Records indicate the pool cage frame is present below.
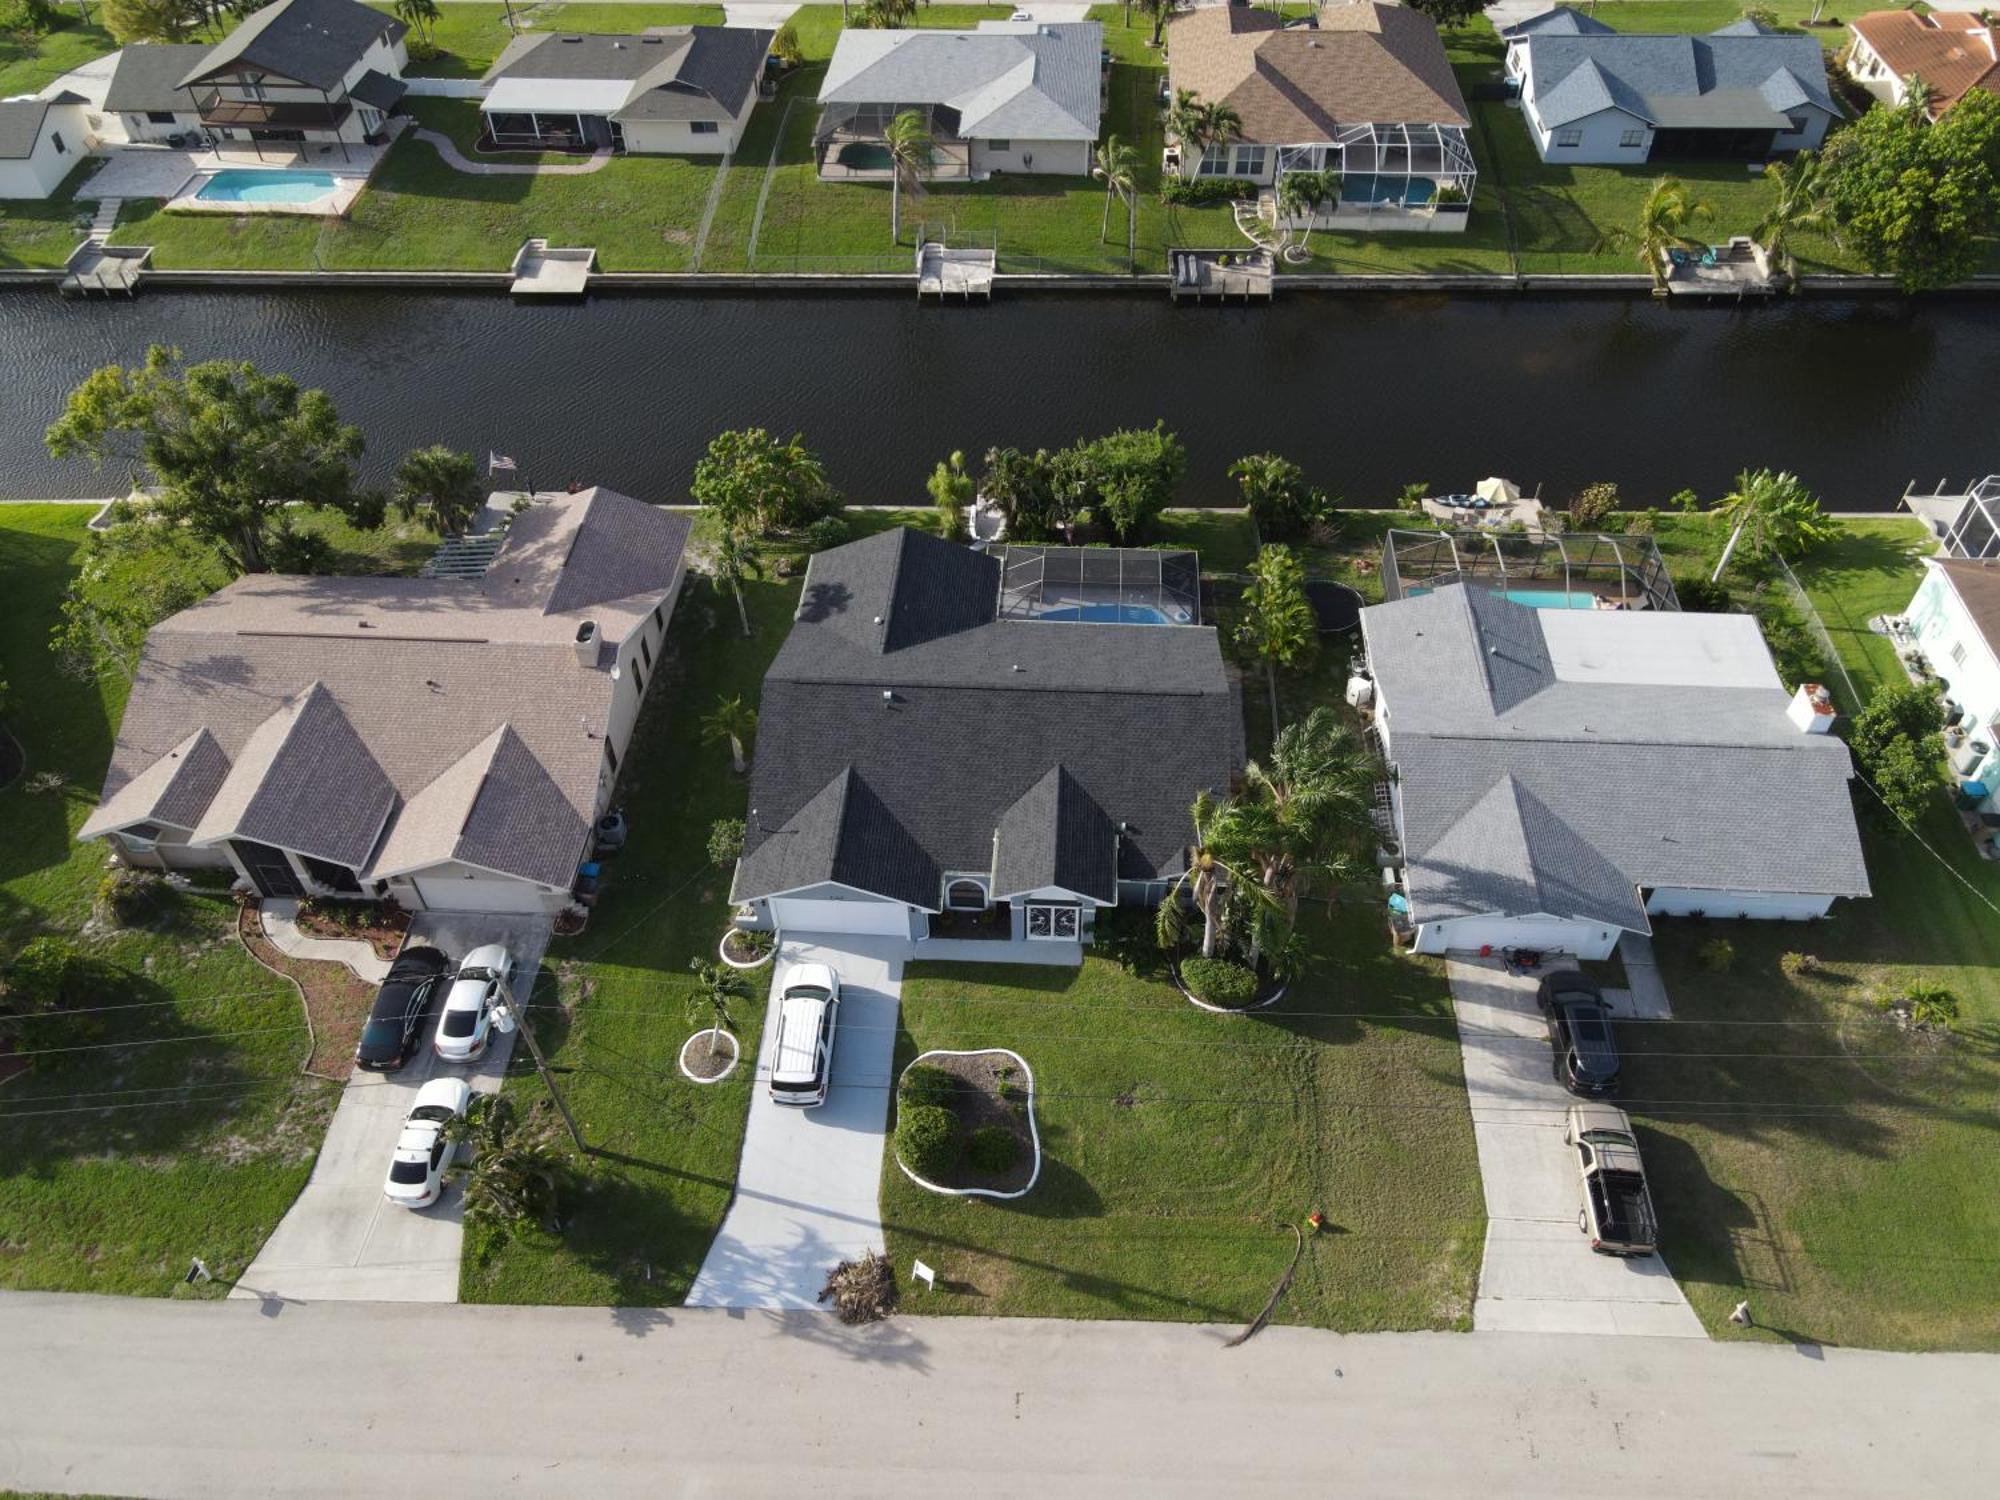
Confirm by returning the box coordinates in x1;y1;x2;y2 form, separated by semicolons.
1274;123;1477;217
995;545;1202;625
1379;530;1680;612
813;102;972;179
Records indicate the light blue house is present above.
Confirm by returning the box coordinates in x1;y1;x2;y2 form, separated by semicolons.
1903;556;2000;801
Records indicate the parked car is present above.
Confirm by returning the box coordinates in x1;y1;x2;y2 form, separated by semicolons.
355;946;451;1072
1537;969;1621;1097
769;963;841;1107
383;1076;472;1209
1564;1102;1659;1256
434;943;515;1062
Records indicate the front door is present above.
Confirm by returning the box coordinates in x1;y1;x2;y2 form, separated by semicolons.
231;839;304;898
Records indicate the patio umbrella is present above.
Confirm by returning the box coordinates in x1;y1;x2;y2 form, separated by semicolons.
1476;476;1522;506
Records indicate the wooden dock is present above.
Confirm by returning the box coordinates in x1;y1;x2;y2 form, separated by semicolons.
917;242;995;301
60;240;151;297
509;238;595;297
1661;236;1782;299
1169;248;1273;302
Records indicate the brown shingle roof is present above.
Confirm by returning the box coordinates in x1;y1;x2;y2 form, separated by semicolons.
1166;1;1469;143
1850;11;2000;116
1936;558;2000;653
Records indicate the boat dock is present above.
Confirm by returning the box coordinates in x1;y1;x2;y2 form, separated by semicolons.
510;238;596;297
917;241;995;301
1169;248;1273;302
60;240;151;297
1661;237;1782;298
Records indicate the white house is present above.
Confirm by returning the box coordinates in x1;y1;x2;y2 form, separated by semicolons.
1502;10;1838;165
79;490;688;916
177;0;409;154
1902;557;2000;803
0;95;91;200
1360;583;1870;960
99;43;215;145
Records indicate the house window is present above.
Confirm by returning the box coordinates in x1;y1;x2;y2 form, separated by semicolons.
987;138;1011;151
640;637;652;669
1951;641;1969;669
631;659;644;693
691;120;719;135
1232;145;1267;177
945;879;988;911
1619;129;1644;148
52;131;66;155
146;110;178;124
1025;903;1080;941
604;739;619;774
1554;128;1583;148
652;602;665;630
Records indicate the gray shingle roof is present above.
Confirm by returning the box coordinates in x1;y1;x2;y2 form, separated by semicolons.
0;98;55;160
1362;585;1870;928
819;21;1102;142
1519;28;1839;128
482;26;770;121
734;528;1242;909
181;0;405;94
102;44;215;116
348;69;406;111
79;728;231;839
992;765;1117;902
1500;6;1616;39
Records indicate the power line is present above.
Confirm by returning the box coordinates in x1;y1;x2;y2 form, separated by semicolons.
0;1023;308;1060
0;986;300;1021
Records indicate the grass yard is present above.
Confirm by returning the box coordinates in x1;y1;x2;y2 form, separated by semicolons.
0;506;339;1297
0;159;102;270
881;907;1485;1330
0;18;114;97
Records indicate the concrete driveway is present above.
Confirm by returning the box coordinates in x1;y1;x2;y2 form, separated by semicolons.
231;913;550;1304
1450;958;1704;1337
685;936;905;1310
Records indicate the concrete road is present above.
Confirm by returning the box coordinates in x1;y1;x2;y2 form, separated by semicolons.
686;936;904;1310
229;915;550;1303
3;1292;1997;1497
1450;958;1704;1337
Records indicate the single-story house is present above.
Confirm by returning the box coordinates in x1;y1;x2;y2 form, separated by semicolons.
1847;10;1999;118
1164;1;1474;229
1502;10;1839;163
730;528;1242;952
78;489;688;916
1904;474;2000;559
479;27;773;155
815;20;1102;181
1359;583;1870;959
100;43;215;144
1902;556;2000;804
177;0;409;153
0;94;90;200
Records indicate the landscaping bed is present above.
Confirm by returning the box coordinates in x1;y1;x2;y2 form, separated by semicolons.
678;1027;739;1083
895;1050;1037;1197
237;902;375;1080
295;897;409;961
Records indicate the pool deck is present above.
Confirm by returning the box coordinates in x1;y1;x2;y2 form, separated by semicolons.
153;131;397;219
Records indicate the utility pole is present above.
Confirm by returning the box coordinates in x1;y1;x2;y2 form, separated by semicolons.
496;989;587;1155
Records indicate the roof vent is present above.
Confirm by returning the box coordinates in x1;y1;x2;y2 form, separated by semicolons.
642;35;664;43
574;619;599;667
560;34;583;43
613;40;625;48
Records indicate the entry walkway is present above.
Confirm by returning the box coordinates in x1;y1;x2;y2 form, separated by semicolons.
1448;957;1704;1337
686;935;904;1309
412;129;612;176
260;898;390;984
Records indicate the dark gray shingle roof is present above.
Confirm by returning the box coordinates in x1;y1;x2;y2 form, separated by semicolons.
993;765;1117;903
0;98;54;159
181;0;404;93
103;44;215;115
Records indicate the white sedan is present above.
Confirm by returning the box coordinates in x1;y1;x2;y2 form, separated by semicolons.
383;1077;472;1209
433;943;515;1062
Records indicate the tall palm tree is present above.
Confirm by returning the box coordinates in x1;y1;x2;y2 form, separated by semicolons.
1094;134;1139;264
1711;468;1834;581
446;1095;564;1232
392;0;439;46
710;526;761;637
392;444;483;536
1237;707;1381;928
1605;175;1713;293
1754;152;1830;282
1158;791;1264;959
883;108;933;245
702;695;758;774
1166;88;1207;180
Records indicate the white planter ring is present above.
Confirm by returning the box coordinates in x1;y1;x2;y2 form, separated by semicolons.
718;929;776;970
678;1028;741;1084
1171;961;1289;1015
893;1048;1041;1201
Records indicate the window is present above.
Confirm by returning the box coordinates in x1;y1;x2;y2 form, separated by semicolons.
652;602;665;629
691;120;719;135
987;138;1011;151
51;131;66;155
1618;129;1644;148
1951;641;1969;669
604;739;619;774
1025;903;1080;941
145;110;178;124
640;637;652;669
946;879;988;911
1554;128;1583;148
1233;145;1267;177
1785;114;1809;135
631;658;644;693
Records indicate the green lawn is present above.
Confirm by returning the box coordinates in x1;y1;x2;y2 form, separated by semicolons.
1792;518;1936;702
0;159;102;270
0;506;339;1298
0;18;115;97
881;906;1485;1330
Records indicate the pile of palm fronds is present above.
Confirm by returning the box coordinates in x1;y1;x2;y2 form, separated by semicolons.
818;1251;898;1324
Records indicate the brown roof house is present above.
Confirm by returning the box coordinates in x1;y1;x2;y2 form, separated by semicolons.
1847;11;2000;119
1165;1;1474;231
78;488;689;916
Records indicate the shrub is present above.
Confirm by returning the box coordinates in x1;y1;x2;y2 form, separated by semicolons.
4;936;78;1014
802;513;849;552
96;867;160;927
966;1126;1019;1174
896;1103;960;1179
405;37;442;64
1673;575;1732;612
707;817;744;868
1230;451;1333;542
1902;983;1961;1031
898;1063;958;1111
1181;955;1258;1007
1779;950;1820;976
1698;937;1735;972
1669;488;1703;514
771;20;803;66
1568;482;1621;531
1397;480;1428;514
0;0;57;35
1160;177;1248;207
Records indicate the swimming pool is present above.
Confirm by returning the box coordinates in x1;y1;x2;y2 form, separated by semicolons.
1407;585;1602;610
834;143;894;172
1037;603;1178;625
195;169;340;205
1341;174;1437;208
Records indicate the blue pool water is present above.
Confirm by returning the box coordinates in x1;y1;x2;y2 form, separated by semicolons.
1038;603;1175;625
195;169;339;205
1341;174;1437;208
1408;586;1602;610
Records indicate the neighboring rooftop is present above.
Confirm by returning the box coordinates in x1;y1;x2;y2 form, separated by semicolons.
180;0;406;93
1509;21;1840;129
482;26;772;121
1850;10;2000;116
817;20;1103;141
0;96;61;159
1930;557;2000;648
102;43;216;116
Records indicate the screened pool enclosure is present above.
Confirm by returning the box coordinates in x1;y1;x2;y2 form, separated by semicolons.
1276;123;1476;218
996;546;1201;626
1380;530;1680;612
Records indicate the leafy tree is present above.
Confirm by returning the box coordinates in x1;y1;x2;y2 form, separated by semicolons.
979;446;1076;542
3;936;79;1015
1229;452;1331;542
710;526;762;638
1849;680;1947;825
1237;544;1317;733
1754;151;1832;281
1064;423;1185;543
1864;734;1948;826
446;1094;567;1232
701;694;758;774
884;107;933;245
690;427;842;536
1818;90;2000;292
391;0;437;44
45;346;370;574
51;516;233;682
1094;133;1140;264
1568;482;1621;531
392;445;483;536
1404;0;1484;27
1712;467;1834;578
101;0;201;42
771;20;802;66
926;450;973;542
1604;176;1713;292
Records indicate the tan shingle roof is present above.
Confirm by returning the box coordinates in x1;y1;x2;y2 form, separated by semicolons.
78;728;231;839
1166;2;1469;143
1850;11;2000;116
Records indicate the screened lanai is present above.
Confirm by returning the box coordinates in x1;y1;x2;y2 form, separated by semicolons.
1379;530;1679;612
813;102;972;179
996;546;1201;626
1276;122;1476;215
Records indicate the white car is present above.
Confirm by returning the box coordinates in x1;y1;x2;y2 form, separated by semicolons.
434;943;515;1062
769;962;841;1107
383;1076;472;1209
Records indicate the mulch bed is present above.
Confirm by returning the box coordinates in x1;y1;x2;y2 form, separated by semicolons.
720;929;773;966
917;1051;1036;1195
681;1029;738;1080
294;900;411;961
238;904;376;1079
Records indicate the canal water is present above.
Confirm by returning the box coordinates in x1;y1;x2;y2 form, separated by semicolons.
2;289;1995;507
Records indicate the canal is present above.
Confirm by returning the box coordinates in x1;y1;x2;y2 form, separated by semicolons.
2;289;1996;507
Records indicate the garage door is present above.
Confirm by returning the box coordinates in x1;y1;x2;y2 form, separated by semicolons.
1418;916;1603;959
768;896;912;937
412;875;549;914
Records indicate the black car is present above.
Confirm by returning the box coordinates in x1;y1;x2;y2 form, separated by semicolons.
1537;970;1621;1098
355;947;451;1072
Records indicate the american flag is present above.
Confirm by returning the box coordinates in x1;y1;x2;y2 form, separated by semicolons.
488;452;518;475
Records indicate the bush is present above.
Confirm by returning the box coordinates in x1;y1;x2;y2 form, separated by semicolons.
96;867;160;927
1160;177;1249;207
405;37;442;63
707;817;744;868
966;1126;1019;1174
899;1063;958;1111
1673;574;1732;612
1230;451;1333;542
4;936;78;1014
1779;950;1820;976
1180;955;1258;1007
0;0;57;35
1902;983;1961;1031
802;513;850;552
1698;937;1735;972
896;1103;960;1179
1568;482;1621;531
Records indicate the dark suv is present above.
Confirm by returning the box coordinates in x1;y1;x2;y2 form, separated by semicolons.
355;946;451;1072
1537;969;1621;1098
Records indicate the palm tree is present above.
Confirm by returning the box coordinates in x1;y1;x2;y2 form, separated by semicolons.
392;0;439;46
702;694;758;774
1237;708;1381;929
1754;152;1830;282
1094;134;1140;264
883;108;933;245
1158;791;1264;959
710;526;761;638
686;957;748;1063
1166;88;1207;180
1604;175;1713;293
927;450;973;540
446;1095;565;1232
1711;468;1834;581
393;445;484;536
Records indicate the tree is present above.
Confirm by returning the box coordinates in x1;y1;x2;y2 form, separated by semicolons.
685;957;749;1063
689;427;842;536
1233;707;1380;935
1568;481;1621;531
392;445;483;536
101;0;201;43
1237;544;1318;735
979;446;1076;541
51;516;233;682
446;1094;567;1232
1229;452;1331;542
1404;0;1483;26
1711;468;1834;579
702;694;757;774
45;347;370;574
1094;133;1140;265
884;107;933;246
1064;423;1185;543
1849;679;1947;825
1165;88;1240;181
1139;0;1175;49
391;0;437;45
771;20;802;66
709;525;762;637
1753;150;1832;281
926;450;973;542
1817;89;2000;292
1604;176;1713;292
1158;790;1261;959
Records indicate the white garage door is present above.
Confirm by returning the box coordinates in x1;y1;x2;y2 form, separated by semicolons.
412;875;549;914
1418;916;1608;960
768;896;912;937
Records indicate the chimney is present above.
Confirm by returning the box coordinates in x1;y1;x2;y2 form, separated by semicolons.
574;620;599;668
1787;682;1836;734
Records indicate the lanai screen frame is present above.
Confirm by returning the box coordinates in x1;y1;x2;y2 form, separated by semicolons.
1274;122;1477;207
1379;530;1680;612
995;545;1202;624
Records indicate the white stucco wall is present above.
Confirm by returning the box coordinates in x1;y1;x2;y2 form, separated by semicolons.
1907;564;2000;786
970;137;1091;177
1523;98;1653;165
109;109;206;145
1643;889;1837;920
0;105;86;199
1413;914;1624;961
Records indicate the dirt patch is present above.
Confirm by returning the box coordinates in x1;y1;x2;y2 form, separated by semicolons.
680;1028;738;1080
238;903;373;1079
912;1051;1036;1195
294;899;410;961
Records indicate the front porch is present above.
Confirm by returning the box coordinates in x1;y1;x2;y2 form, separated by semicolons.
922;899;1087;965
813;102;971;181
